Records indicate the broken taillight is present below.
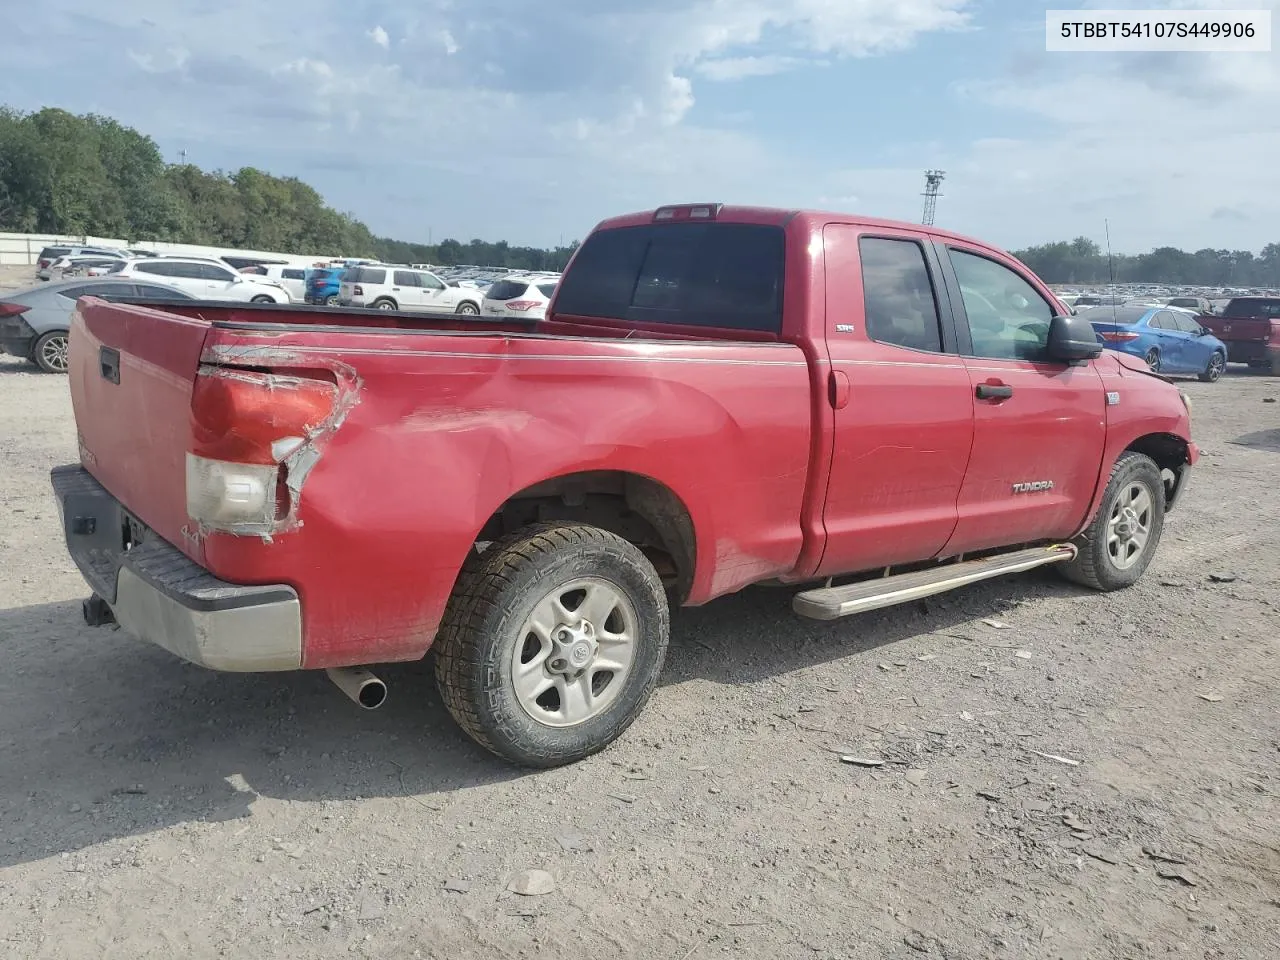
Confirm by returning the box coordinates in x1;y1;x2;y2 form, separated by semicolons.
187;366;340;533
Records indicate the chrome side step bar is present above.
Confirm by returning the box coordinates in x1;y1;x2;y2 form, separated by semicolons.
792;544;1077;621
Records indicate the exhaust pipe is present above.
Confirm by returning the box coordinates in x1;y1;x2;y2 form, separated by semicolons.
326;667;387;710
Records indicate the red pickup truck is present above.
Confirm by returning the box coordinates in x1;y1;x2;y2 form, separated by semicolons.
52;203;1198;767
1198;296;1280;372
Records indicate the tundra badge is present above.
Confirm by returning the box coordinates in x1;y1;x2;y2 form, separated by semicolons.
1012;481;1055;494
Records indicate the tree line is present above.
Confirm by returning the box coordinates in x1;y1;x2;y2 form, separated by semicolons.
0;106;576;272
1011;236;1280;288
2;106;1277;285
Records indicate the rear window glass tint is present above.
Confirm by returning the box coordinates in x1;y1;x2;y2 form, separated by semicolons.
487;280;530;301
1222;298;1280;318
552;222;785;332
536;283;557;298
345;267;386;284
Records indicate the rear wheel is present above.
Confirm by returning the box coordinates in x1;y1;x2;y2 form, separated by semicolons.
1143;347;1161;373
1199;351;1225;383
324;295;338;306
432;522;670;768
33;330;70;374
372;298;397;311
456;301;480;316
1058;451;1165;591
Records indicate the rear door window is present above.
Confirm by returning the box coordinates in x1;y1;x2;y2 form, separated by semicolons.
283;269;305;281
858;238;945;353
552;222;785;332
135;261;173;276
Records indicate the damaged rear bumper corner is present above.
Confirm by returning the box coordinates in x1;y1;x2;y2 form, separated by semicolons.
51;464;303;672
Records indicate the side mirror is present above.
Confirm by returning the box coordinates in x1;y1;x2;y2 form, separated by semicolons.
1047;313;1103;363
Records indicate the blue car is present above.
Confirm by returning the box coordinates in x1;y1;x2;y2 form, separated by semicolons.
1082;305;1228;382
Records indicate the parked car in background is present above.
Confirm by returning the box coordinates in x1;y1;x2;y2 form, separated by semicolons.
241;264;308;301
39;254;130;281
482;275;560;320
305;267;343;304
35;245;128;275
1166;296;1215;315
109;258;291;303
0;277;193;373
1198;297;1280;372
1081;305;1227;381
338;265;483;314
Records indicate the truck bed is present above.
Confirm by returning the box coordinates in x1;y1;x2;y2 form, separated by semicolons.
66;297;816;668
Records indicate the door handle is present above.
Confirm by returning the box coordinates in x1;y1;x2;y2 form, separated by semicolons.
975;382;1012;400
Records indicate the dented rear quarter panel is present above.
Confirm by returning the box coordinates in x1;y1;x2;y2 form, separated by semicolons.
199;324;814;668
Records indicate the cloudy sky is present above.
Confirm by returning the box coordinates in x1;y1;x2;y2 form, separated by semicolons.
4;0;1277;253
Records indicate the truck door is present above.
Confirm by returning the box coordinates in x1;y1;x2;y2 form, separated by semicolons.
933;241;1106;554
816;225;975;577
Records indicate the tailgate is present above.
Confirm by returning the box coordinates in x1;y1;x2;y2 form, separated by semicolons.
1202;316;1270;341
69;298;211;562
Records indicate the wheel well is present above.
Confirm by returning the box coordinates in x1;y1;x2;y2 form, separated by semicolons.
1126;433;1189;499
477;471;696;601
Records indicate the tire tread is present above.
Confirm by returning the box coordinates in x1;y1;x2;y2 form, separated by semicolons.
432;522;668;766
1059;450;1164;591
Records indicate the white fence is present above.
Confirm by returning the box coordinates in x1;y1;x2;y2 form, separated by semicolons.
0;232;340;268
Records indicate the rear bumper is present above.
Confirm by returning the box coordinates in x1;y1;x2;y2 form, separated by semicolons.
1224;341;1279;365
50;464;302;672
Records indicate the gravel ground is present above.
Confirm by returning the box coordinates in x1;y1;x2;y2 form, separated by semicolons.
0;281;1278;959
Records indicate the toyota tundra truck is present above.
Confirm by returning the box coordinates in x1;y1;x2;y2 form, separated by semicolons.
51;203;1198;767
1198;296;1280;372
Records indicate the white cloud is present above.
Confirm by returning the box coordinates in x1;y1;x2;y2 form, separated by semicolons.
438;29;459;55
367;25;389;50
695;55;811;80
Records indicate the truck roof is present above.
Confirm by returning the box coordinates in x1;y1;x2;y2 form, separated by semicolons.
592;204;1002;255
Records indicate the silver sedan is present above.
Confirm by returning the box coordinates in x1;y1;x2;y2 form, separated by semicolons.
0;277;193;373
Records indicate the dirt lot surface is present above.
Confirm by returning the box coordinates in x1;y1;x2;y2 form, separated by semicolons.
1;338;1277;959
0;264;38;292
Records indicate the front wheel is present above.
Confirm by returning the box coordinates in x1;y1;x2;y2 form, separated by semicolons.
1199;351;1225;383
372;299;397;311
456;301;480;316
433;522;670;768
1143;347;1161;373
33;330;70;374
1058;451;1165;591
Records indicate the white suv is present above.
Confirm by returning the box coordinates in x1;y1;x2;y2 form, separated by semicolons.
111;258;291;303
481;275;560;320
338;266;483;315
